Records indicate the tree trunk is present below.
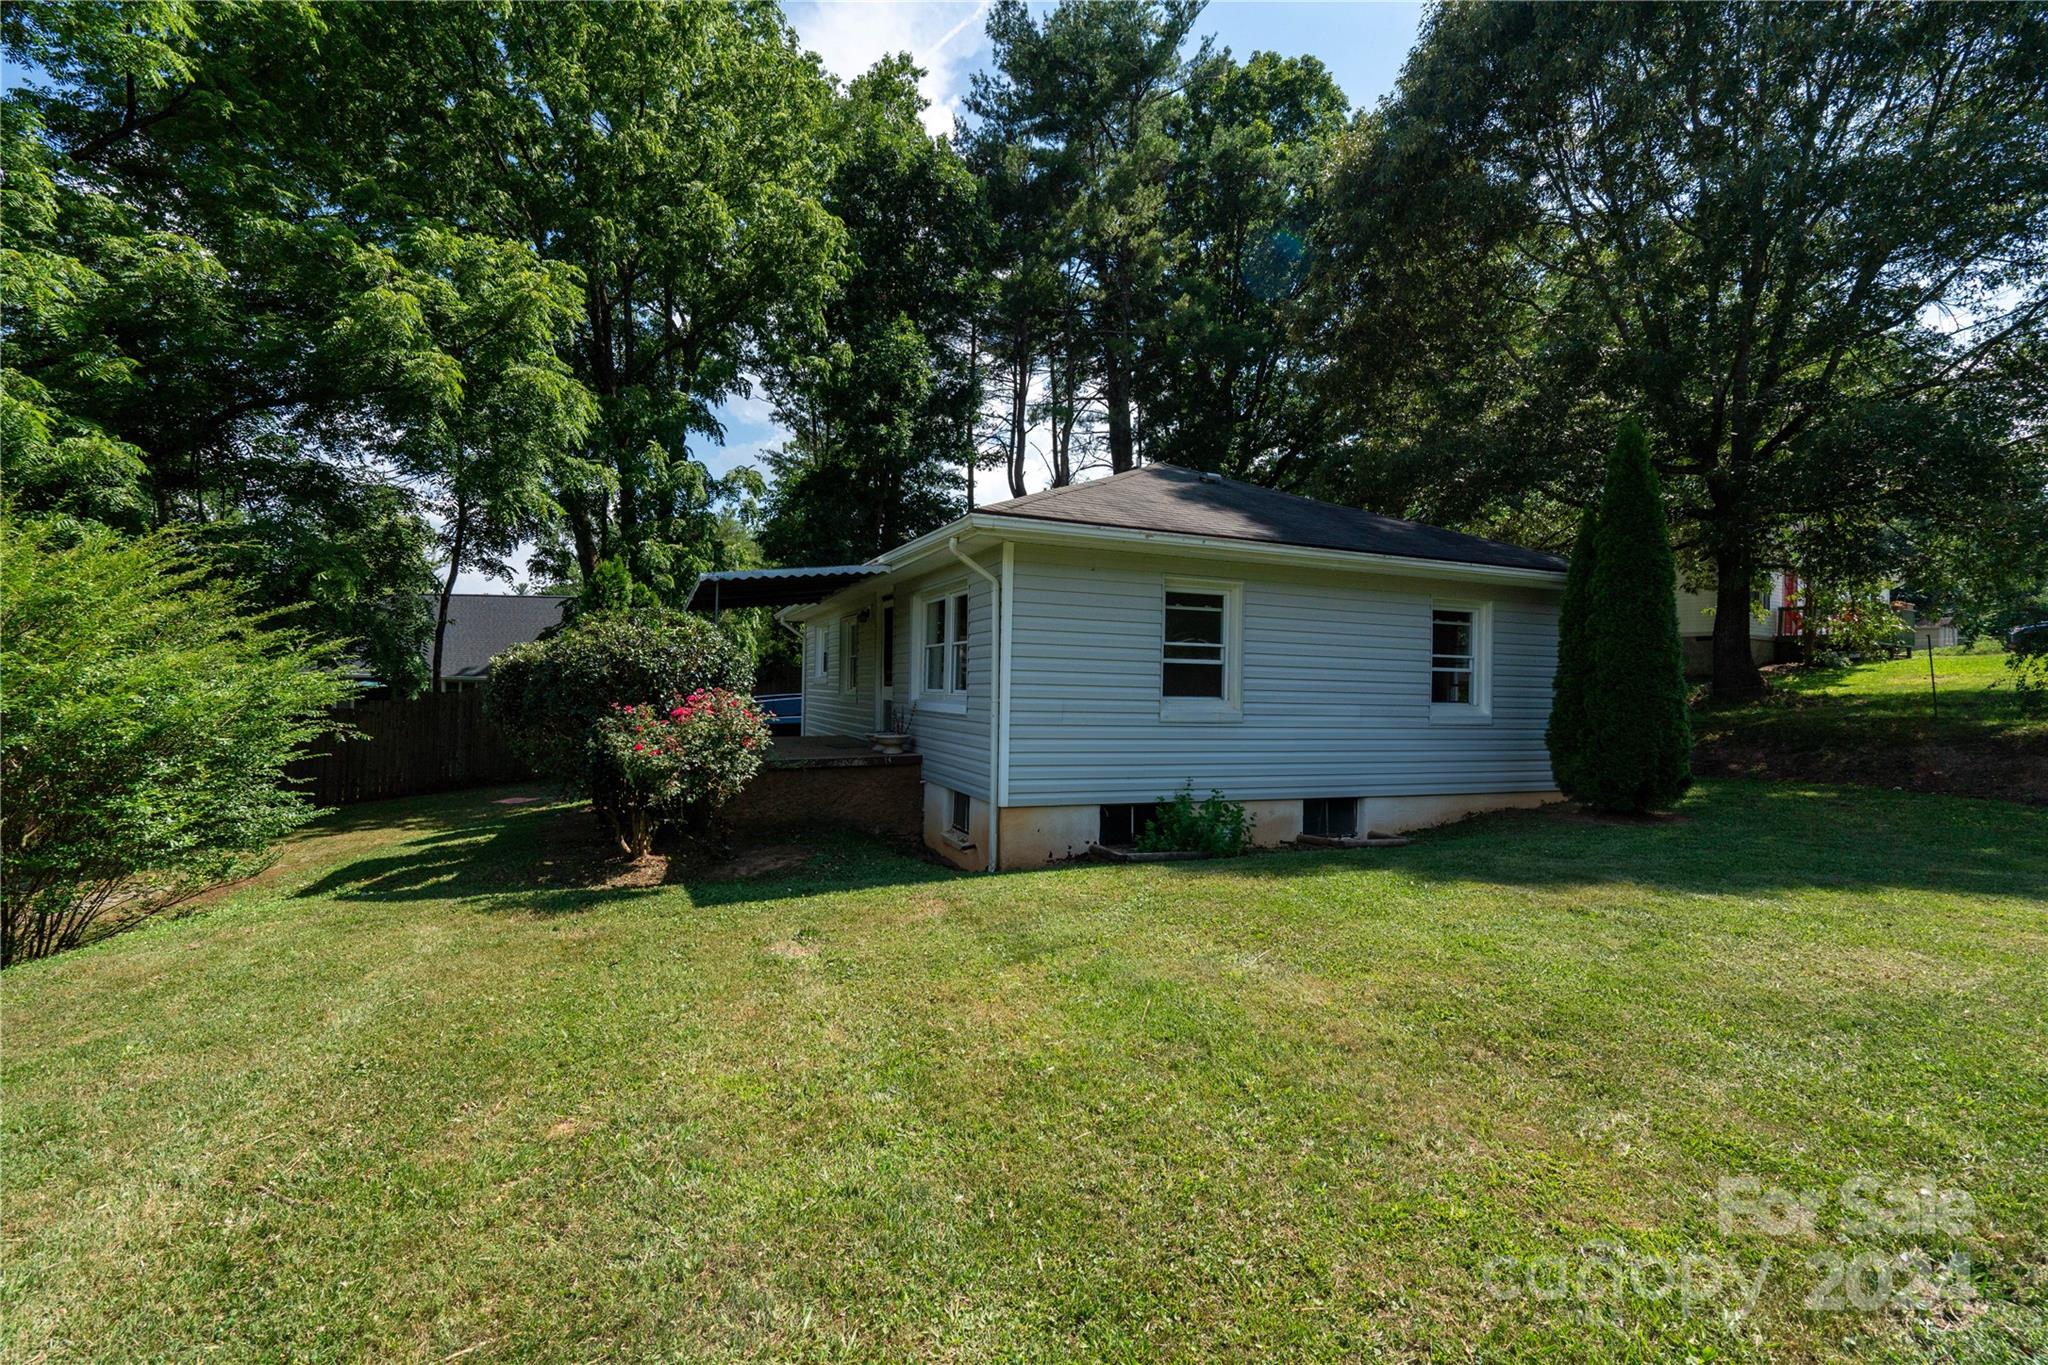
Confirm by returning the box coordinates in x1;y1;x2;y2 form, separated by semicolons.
1007;345;1030;499
1103;350;1134;473
1709;541;1766;700
432;505;467;694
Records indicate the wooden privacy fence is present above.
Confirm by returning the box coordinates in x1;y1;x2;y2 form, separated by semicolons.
287;691;529;806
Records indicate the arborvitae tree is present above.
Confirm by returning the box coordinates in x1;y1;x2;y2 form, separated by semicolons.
1581;418;1692;813
1544;504;1600;800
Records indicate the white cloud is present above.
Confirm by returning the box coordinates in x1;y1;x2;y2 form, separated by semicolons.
785;0;992;136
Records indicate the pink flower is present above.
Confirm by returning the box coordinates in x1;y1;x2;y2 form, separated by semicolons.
633;743;644;751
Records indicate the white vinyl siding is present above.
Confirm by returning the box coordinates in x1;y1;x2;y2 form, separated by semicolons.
801;606;874;740
1003;545;1559;805
888;565;992;801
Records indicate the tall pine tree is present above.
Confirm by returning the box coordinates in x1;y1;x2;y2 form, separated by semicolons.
1577;418;1692;813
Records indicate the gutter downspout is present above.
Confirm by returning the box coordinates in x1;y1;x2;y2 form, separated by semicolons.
948;536;1002;873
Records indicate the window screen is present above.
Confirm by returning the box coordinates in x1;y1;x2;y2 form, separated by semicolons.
1163;589;1227;698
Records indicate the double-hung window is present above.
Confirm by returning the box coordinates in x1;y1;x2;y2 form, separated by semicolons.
840;615;860;694
1161;577;1241;719
1429;602;1491;721
916;587;970;710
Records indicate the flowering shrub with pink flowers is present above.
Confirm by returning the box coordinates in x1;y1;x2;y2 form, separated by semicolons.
587;690;771;854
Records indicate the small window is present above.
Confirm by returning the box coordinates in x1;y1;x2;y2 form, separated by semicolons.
1098;803;1160;847
1303;798;1359;840
1431;608;1475;704
948;789;971;836
917;588;970;703
1163;589;1227;698
1429;602;1491;721
841;616;860;694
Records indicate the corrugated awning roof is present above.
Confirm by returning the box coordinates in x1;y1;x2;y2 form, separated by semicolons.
685;565;888;612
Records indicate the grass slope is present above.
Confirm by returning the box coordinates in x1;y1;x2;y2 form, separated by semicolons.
5;783;2046;1362
1694;648;2048;803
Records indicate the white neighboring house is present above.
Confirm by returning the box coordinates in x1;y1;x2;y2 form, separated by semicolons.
1675;575;1956;676
700;465;1569;871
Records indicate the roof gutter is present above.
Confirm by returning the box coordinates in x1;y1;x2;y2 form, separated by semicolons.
948;536;1002;875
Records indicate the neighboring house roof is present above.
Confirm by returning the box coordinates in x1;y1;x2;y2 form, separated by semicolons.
686;565;888;613
426;594;572;680
977;464;1567;574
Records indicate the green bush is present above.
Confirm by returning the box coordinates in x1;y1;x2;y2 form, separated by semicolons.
588;692;771;855
1564;418;1693;813
486;612;754;844
1;517;350;966
1137;785;1252;857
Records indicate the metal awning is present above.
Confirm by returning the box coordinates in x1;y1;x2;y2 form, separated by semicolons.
685;565;888;613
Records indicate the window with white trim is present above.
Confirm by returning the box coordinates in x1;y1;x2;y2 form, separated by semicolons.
914;587;970;706
1429;603;1491;720
1160;577;1242;718
840;615;860;693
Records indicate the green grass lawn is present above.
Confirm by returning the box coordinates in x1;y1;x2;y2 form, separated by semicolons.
1692;648;2047;802
6;782;2046;1362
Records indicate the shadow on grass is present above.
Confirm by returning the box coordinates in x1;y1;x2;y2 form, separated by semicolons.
291;779;2047;917
1158;779;2048;902
294;787;956;914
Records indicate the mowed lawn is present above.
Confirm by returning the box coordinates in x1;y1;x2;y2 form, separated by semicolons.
5;782;2045;1362
1692;646;2046;750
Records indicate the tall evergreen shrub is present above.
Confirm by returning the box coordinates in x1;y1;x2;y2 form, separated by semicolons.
1545;505;1599;800
1579;418;1693;812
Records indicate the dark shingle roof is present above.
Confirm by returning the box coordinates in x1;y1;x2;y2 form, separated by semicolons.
425;594;572;680
978;465;1564;573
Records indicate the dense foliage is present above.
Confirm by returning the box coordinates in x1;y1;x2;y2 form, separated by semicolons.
6;0;2043;713
1136;784;1252;857
589;694;772;855
0;517;349;965
487;613;755;845
1559;421;1693;814
1304;2;2048;699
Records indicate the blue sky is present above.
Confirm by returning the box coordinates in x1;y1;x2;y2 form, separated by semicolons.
694;0;1425;507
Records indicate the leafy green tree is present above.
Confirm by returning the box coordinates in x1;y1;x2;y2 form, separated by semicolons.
1579;419;1691;814
1307;2;2048;699
370;1;843;600
381;230;593;689
1;515;350;966
759;56;988;565
1;0;587;689
1544;504;1600;801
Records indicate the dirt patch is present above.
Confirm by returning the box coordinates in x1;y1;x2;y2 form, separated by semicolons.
763;939;818;959
700;845;815;881
1695;739;2048;805
599;855;669;889
543;1117;592;1141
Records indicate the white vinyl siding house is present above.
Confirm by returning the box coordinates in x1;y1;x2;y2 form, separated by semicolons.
771;465;1569;870
1001;547;1556;807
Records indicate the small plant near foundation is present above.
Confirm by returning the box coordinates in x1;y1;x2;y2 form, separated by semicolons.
1137;784;1251;857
